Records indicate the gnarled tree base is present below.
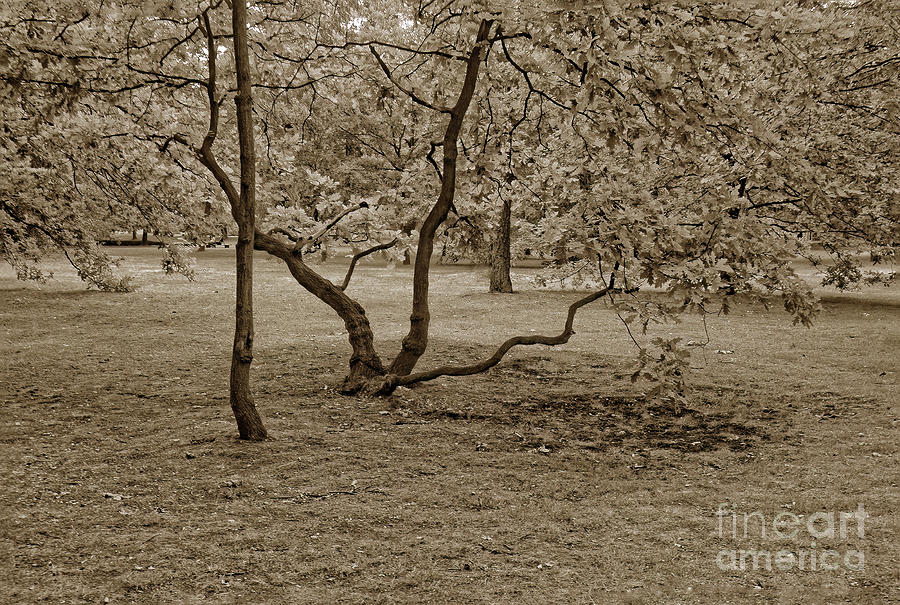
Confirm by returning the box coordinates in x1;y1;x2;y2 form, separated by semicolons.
340;360;387;395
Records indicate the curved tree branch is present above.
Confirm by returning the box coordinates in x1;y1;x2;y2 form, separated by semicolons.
172;8;240;210
369;44;452;113
377;288;610;394
341;238;398;290
389;18;495;376
253;230;386;392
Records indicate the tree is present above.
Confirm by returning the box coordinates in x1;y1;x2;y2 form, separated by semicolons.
1;0;272;436
2;0;895;438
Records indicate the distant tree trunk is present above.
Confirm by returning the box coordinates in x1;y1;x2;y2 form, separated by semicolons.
489;196;513;293
389;19;494;376
228;2;266;440
141;229;148;245
554;242;568;264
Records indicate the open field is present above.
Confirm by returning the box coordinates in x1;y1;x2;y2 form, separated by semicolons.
1;248;898;604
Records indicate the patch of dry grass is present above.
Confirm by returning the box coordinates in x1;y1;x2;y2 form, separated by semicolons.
0;248;897;603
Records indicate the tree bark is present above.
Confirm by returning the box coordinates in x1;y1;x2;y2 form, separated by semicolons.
254;231;385;393
173;7;267;439
488;196;513;293
229;2;266;440
389;19;494;376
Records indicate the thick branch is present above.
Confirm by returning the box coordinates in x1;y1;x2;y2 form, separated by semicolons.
379;288;609;394
253;230;386;390
341;238;398;290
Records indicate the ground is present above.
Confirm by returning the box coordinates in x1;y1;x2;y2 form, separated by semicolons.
0;248;897;604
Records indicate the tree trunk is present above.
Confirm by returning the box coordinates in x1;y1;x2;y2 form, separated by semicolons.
254;231;385;393
488;196;513;293
389;19;494;376
229;1;266;440
554;241;568;264
141;229;148;245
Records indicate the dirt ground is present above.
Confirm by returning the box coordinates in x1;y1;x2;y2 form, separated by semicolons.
0;248;897;604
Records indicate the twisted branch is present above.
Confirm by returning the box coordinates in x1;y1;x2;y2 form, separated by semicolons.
377;288;610;394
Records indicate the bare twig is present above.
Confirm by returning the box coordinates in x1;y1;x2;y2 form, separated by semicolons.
369;44;452;113
341;238;398;290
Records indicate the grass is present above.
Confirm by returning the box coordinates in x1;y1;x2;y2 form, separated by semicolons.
0;247;897;604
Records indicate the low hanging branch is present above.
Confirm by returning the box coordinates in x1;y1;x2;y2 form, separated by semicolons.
375;287;610;395
340;238;398;290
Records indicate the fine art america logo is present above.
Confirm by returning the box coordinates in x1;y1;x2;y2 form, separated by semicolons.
715;503;867;572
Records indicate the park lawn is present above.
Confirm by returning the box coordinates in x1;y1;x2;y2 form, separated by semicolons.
0;247;897;604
